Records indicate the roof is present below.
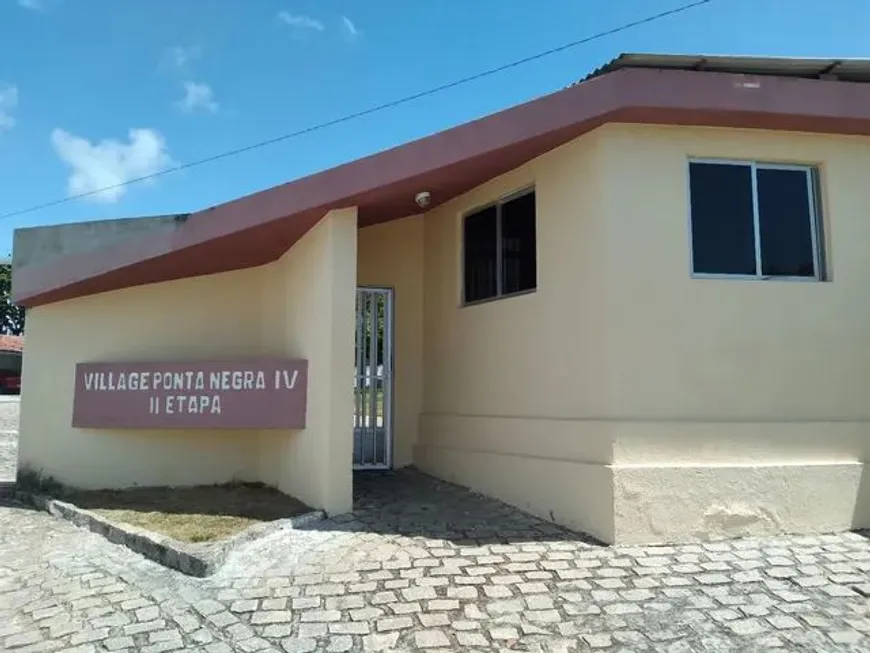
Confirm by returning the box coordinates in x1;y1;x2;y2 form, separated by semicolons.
581;52;870;84
14;52;870;308
0;335;23;353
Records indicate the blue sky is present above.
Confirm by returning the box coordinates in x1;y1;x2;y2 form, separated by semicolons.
1;0;870;256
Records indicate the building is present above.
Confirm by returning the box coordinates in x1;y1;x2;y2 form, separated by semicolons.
13;53;870;545
0;335;23;394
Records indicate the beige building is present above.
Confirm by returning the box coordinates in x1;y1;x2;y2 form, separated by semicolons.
14;53;870;545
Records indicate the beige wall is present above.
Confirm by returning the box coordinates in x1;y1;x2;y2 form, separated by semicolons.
597;124;870;432
415;122;870;544
19;267;264;489
597;124;870;542
19;209;358;516
416;131;617;542
259;209;358;514
357;216;424;468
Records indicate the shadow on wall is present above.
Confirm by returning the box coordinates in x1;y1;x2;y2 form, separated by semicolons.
296;468;607;547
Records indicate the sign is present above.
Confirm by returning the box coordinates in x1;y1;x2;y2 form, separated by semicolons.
72;359;308;430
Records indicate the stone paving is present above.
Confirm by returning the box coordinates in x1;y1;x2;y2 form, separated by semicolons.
0;397;19;483
4;470;870;652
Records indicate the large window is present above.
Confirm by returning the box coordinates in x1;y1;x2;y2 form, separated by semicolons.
463;189;537;304
688;160;824;279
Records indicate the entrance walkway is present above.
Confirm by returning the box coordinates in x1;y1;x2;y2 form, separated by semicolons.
2;469;870;652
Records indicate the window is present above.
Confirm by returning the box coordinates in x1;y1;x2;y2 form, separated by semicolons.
688;160;823;279
463;189;537;303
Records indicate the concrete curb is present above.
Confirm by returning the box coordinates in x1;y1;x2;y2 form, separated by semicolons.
12;489;325;577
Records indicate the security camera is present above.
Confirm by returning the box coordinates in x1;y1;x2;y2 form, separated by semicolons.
415;191;431;209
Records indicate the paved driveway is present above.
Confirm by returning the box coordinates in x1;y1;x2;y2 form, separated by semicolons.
3;470;870;652
0;396;19;483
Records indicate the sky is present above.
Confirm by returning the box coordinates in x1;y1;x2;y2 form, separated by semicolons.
1;0;870;256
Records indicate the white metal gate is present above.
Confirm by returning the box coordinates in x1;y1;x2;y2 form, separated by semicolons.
353;287;393;470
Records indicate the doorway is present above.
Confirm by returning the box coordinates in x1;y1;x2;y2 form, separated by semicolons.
353;286;394;470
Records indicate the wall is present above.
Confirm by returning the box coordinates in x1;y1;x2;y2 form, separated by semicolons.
416;131;617;543
13;215;182;272
356;216;424;468
596;123;870;543
415;122;870;545
19;209;358;517
19;267;264;489
259;209;357;514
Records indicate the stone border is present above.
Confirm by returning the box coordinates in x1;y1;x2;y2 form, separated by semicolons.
9;489;324;577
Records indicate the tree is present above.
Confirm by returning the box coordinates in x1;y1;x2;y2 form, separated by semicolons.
0;261;25;336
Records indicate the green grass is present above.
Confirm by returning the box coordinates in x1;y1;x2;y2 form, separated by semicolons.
356;389;384;418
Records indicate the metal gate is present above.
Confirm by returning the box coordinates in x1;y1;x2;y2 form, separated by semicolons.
353;287;393;470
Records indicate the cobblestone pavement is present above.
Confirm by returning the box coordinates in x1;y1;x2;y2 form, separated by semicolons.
4;470;870;652
0;397;19;482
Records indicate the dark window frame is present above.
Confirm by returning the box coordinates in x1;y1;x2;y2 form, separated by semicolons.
687;159;825;281
461;187;537;305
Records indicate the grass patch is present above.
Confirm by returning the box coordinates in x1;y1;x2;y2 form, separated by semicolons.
356;388;384;418
59;482;310;543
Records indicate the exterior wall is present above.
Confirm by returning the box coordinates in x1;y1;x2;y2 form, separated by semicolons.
416;132;617;543
415;122;870;545
597;123;870;543
357;216;424;468
19;267;263;488
259;209;357;514
20;121;870;544
13;215;182;272
18;209;357;516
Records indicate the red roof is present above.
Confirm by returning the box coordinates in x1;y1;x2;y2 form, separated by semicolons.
0;335;23;353
14;56;870;308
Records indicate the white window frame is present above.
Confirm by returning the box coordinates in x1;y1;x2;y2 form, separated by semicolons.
461;186;537;306
687;158;825;282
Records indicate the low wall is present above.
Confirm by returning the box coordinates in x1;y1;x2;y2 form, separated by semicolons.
613;460;864;544
13;215;182;272
609;419;870;544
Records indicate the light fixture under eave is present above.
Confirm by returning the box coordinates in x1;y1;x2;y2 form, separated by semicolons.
414;191;431;209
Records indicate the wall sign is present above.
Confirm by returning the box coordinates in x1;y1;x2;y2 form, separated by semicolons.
72;359;308;429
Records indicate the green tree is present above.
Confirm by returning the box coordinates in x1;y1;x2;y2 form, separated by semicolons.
0;261;25;336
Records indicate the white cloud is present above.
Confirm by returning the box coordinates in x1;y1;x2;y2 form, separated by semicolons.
0;84;18;132
277;11;324;31
18;0;45;10
341;16;359;37
50;128;175;203
164;45;201;70
177;81;219;114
